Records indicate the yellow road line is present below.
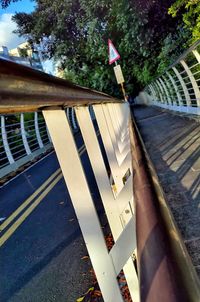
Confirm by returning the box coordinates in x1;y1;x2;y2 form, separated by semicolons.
0;142;87;246
0;168;61;232
0;144;86;233
0;173;63;247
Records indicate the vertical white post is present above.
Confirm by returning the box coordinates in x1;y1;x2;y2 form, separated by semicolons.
107;104;125;153
1;116;15;164
71;108;78;130
46;127;52;143
149;84;157;101
34;112;44;148
20;113;31;155
192;49;200;64
103;104;129;165
75;106;139;302
152;82;162;102
172;66;191;106
159;77;171;105
93;104;125;191
156;79;166;103
43;109;124;302
180;59;200;106
166;71;182;106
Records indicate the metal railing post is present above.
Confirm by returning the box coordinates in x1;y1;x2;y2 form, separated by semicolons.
152;82;163;103
156;79;166;103
159;76;172;105
1;116;15;164
75;105;139;301
20;113;32;156
71;108;78;130
166;71;182;106
180;59;200;106
192;49;200;64
43;109;124;302
34;112;44;148
172;66;190;106
149;84;158;101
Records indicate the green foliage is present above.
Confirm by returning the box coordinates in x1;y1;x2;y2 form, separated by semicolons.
0;0;196;96
169;0;200;43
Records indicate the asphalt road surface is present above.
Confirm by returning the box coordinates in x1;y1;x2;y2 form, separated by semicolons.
0;132;104;302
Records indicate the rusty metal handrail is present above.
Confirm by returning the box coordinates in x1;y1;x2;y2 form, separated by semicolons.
0;58;121;114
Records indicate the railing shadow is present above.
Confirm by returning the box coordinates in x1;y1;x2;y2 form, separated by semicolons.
133;105;200;277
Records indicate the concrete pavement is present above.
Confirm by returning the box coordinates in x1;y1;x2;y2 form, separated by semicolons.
133;105;200;278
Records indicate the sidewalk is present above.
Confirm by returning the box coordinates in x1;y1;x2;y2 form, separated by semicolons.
132;105;200;278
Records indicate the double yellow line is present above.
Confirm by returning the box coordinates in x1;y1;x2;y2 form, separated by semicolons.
0;144;86;247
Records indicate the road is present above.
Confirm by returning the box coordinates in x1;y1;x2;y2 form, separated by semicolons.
0;132;104;302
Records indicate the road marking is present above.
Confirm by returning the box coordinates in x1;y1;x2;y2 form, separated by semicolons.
0;173;63;247
0;134;93;246
0;168;61;232
0;144;86;233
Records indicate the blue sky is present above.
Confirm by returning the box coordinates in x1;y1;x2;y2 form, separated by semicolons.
0;0;54;75
0;0;35;48
0;0;35;15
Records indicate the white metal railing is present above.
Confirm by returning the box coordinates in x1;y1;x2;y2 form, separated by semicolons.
138;41;200;115
0;112;52;178
43;102;139;302
0;109;80;179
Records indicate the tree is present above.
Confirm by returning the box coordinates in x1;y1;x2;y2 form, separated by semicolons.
169;0;200;43
0;0;194;96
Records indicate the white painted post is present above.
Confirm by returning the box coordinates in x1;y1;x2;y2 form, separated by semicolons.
75;106;139;301
93;104;128;192
192;49;200;64
20;113;32;155
71;108;78;130
103;104;129;165
152;82;162;103
172;66;191;106
149;84;157;101
107;104;127;153
162;75;175;104
1;116;15;164
180;59;200;106
166;71;182;106
159;77;172;105
156;79;166;103
43;109;124;302
34;112;44;148
46;127;52;143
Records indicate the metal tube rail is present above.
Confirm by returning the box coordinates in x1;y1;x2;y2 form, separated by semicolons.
0;58;120;114
141;41;200;112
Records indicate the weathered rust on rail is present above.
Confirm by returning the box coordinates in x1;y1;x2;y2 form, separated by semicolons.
129;112;200;302
0;58;121;113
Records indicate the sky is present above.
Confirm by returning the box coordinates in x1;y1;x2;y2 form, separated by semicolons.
0;0;35;49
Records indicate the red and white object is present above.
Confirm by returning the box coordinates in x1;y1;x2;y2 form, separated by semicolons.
108;39;120;65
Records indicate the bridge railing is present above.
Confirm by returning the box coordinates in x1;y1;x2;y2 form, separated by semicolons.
0;112;52;178
138;40;200;115
1;58;200;302
0;107;82;179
